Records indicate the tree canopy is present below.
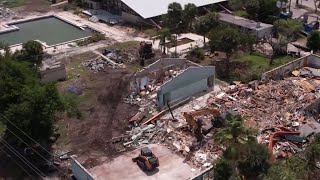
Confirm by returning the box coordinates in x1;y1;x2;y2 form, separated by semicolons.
16;40;44;65
182;3;198;30
194;12;220;45
274;19;303;40
307;31;320;52
0;50;62;144
209;26;243;78
229;0;281;23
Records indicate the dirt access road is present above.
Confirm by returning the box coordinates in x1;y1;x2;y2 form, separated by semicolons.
89;144;198;180
56;64;140;168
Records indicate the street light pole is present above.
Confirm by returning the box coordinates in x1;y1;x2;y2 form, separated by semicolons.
174;21;182;57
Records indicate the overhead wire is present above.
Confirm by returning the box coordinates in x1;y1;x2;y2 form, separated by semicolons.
1;139;46;177
0;146;33;178
0;113;70;179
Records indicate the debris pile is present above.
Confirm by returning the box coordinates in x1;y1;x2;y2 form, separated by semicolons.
0;7;15;19
123;121;165;147
82;57;118;72
118;66;320;170
125;68;186;107
102;48;139;64
213;69;320;158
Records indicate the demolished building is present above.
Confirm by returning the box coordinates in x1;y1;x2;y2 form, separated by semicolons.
130;58;215;109
71;54;320;179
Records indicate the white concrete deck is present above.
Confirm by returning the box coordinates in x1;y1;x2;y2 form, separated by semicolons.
153;33;208;54
89;144;198;180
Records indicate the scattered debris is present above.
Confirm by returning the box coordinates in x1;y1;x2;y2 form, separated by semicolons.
81;57;122;72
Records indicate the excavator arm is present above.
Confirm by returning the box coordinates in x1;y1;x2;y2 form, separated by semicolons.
183;108;221;129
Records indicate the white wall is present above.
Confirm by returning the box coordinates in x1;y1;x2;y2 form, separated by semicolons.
40;65;66;82
256;26;273;39
168;78;209;104
71;156;95;180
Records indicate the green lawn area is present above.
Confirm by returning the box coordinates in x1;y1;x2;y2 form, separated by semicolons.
105;41;140;50
229;54;295;82
1;0;26;7
238;54;295;71
234;10;249;18
64;52;97;80
212;54;295;83
143;28;158;37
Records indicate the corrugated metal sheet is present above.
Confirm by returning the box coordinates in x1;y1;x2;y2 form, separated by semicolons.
121;0;227;19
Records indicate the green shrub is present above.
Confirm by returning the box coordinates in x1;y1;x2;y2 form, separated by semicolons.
189;46;205;60
77;32;105;46
61;93;82;119
234;10;249;18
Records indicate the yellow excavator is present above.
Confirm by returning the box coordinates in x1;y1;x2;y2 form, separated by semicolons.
183;108;224;141
132;147;159;171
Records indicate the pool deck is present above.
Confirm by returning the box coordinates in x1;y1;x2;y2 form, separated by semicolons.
0;11;148;54
153;33;208;54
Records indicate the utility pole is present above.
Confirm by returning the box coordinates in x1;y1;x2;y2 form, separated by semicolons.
289;0;292;12
174;21;182;56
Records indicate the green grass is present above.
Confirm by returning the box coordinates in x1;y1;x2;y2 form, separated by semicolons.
105;41;140;50
143;28;158;37
238;54;295;71
2;0;26;7
227;54;295;82
127;63;142;73
234;10;249;18
65;52;97;80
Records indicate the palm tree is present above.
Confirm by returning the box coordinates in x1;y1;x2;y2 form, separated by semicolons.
155;28;172;54
195;12;219;46
183;3;198;31
214;114;257;179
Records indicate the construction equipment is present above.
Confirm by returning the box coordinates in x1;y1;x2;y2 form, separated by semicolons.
183;108;223;135
132;147;159;171
139;41;155;66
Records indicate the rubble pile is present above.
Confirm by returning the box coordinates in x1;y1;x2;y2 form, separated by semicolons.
81;57;118;72
0;7;15;19
213;70;320;158
124;69;186;106
119;65;320;169
123;121;165;147
103;48;139;64
230;80;315;128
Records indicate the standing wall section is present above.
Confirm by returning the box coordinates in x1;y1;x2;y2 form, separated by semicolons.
71;156;95;180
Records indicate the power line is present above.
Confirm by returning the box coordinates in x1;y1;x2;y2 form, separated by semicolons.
0;147;33;178
5;127;70;178
1;139;46;177
0;113;54;158
0;114;70;179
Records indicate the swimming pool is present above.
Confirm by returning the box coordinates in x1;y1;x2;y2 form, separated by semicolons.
0;16;91;46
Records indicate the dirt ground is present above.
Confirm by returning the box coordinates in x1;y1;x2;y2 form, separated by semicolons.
12;0;52;14
56;53;140;169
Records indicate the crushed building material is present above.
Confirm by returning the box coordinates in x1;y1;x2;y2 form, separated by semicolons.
118;63;320;171
81;57;124;72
